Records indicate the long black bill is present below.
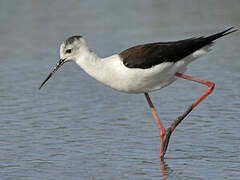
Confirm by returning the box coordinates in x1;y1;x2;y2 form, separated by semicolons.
39;59;66;90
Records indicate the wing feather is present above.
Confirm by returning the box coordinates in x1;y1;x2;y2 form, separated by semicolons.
119;27;237;69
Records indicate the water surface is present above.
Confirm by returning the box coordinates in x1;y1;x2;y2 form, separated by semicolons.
0;0;240;179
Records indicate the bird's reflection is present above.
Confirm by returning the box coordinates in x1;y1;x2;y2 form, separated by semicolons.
160;159;172;180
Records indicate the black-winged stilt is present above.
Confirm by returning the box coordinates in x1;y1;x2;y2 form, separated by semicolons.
39;27;237;159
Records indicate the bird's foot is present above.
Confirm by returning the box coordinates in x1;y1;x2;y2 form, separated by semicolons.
160;105;194;160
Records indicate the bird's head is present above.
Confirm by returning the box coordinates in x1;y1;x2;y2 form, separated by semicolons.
59;35;88;62
39;35;87;89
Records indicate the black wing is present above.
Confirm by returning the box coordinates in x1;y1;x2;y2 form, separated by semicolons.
119;27;237;69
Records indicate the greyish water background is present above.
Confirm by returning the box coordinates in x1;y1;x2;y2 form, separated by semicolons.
0;0;240;179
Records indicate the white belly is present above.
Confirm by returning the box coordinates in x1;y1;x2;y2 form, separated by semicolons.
96;57;187;94
78;45;211;94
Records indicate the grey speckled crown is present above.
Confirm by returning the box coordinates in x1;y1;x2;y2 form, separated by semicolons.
65;35;83;45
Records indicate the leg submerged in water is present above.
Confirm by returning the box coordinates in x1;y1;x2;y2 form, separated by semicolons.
144;73;215;160
144;92;166;158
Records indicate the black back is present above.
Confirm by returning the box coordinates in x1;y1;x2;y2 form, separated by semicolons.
119;27;237;69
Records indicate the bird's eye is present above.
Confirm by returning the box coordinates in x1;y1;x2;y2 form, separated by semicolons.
65;49;72;53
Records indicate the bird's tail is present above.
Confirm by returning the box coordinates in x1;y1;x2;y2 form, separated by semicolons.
204;27;238;42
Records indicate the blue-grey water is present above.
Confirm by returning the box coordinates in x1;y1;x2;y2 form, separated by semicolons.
0;0;240;179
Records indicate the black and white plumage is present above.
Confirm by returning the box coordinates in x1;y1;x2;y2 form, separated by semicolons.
38;27;237;159
39;27;237;93
120;27;236;69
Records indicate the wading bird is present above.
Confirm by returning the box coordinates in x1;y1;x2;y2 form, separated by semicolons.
39;27;237;159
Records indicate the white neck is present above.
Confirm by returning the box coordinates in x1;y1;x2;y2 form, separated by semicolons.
76;48;100;74
75;48;119;88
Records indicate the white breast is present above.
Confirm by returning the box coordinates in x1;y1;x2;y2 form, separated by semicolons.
76;45;211;94
90;55;182;93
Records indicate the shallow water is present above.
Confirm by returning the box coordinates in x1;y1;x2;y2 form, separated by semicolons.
0;0;240;179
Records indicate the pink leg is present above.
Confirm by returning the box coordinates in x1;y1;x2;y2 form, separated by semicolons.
145;73;215;160
171;73;215;130
144;93;166;158
162;72;215;155
175;73;215;109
